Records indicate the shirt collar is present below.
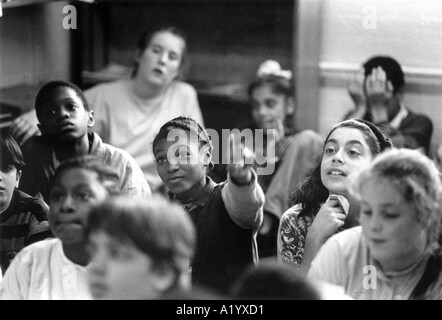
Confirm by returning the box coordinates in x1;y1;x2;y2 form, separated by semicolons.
52;133;97;168
168;177;217;212
373;242;440;281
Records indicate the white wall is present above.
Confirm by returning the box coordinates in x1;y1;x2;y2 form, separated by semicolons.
317;0;442;152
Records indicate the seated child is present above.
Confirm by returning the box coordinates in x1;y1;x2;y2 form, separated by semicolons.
308;149;442;300
0;156;120;300
0;132;51;275
345;56;433;154
19;81;151;204
86;196;195;300
153;116;264;294
278;119;392;276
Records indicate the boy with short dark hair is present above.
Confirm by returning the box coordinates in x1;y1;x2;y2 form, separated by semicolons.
0;132;51;275
19;81;151;203
345;56;433;154
0;156;120;299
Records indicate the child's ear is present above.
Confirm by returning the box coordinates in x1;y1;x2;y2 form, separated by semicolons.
87;110;95;128
200;145;212;167
15;170;22;188
286;97;296;116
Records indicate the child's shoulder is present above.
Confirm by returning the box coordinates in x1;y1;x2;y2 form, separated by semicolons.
16;238;59;261
169;80;197;96
13;189;49;212
21;135;52;155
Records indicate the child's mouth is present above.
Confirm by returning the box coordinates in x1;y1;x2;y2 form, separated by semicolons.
168;176;183;182
58;123;75;133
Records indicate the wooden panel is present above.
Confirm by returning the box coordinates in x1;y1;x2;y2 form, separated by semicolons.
293;0;323;132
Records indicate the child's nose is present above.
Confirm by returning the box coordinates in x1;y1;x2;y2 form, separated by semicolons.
369;214;382;233
60;196;75;213
256;105;267;117
58;108;71;120
166;161;180;173
332;150;344;164
159;52;168;65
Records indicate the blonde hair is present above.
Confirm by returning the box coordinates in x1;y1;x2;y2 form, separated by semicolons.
352;148;442;244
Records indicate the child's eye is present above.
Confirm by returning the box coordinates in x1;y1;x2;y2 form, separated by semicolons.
151;46;162;54
348;149;361;156
67;104;78;111
76;191;92;201
361;208;372;216
155;156;167;164
50;192;63;202
46;109;57;118
109;246;129;260
169;52;179;61
384;212;399;219
265;99;277;109
324;147;335;154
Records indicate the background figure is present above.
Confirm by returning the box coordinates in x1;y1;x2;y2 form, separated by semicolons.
308;148;442;300
86;196;195;300
0;132;51;275
345;55;433;154
230;258;321;300
153;117;263;294
85;25;204;193
0;157;119;300
209;60;322;258
19;81;150;204
278;119;392;276
245;60;322;258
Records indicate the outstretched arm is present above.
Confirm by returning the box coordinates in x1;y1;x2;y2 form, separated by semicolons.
221;136;264;230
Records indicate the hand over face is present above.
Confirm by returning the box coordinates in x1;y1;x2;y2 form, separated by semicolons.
348;68;367;108
365;67;394;109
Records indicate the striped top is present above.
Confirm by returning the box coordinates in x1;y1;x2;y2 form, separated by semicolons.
0;189;51;275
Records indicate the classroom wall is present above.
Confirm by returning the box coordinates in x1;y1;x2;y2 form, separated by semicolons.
0;2;71;89
0;6;37;87
317;0;442;152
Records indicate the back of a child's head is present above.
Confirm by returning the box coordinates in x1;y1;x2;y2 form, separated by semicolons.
51;156;120;196
352;148;442;243
0;131;25;171
363;56;405;94
230;258;321;300
153;116;212;152
87;195;195;290
35;81;89;119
